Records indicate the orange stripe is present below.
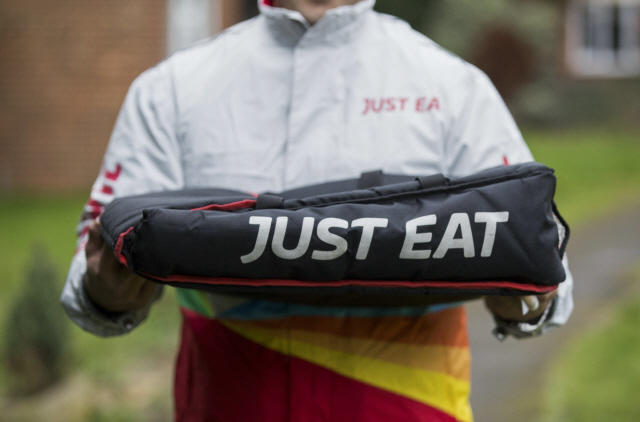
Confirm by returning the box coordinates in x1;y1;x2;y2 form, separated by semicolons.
222;320;470;381
224;306;469;348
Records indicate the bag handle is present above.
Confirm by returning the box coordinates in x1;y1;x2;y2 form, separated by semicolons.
255;194;284;210
415;173;448;190
357;170;384;189
263;170;449;209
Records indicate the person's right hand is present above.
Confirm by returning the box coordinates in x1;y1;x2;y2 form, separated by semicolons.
84;219;159;313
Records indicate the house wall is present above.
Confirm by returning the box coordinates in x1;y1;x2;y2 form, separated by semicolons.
0;0;166;193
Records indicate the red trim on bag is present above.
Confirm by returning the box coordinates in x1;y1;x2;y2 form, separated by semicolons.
114;227;135;267
191;199;257;212
143;273;558;294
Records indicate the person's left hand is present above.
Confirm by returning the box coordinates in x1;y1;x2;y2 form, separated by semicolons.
484;290;557;322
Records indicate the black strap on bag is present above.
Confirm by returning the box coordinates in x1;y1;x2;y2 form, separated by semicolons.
415;173;448;190
255;194;284;210
358;170;384;189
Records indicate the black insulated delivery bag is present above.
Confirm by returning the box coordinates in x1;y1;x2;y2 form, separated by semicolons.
100;162;569;297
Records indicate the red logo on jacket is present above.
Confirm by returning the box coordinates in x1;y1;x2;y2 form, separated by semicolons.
362;97;440;115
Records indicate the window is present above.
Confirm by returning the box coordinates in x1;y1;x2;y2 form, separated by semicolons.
566;0;640;77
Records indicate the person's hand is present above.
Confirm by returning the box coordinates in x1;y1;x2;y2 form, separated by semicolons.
84;219;159;313
484;291;557;323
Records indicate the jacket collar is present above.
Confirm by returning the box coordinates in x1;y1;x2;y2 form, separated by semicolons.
258;0;375;46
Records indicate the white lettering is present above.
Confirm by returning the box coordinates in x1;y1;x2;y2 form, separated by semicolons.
351;218;388;260
242;211;509;264
312;218;349;260
399;215;437;259
240;216;272;264
474;212;509;257
272;217;315;260
433;213;475;258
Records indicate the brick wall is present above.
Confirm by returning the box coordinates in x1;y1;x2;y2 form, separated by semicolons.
0;0;166;192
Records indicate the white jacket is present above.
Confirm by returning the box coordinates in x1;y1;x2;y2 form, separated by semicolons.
61;0;573;337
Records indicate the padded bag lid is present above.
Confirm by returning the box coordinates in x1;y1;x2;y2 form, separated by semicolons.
100;162;569;297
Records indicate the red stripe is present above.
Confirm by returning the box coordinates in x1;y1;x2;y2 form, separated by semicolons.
176;309;289;422
114;227;135;267
503;155;509;166
175;309;458;422
85;199;104;219
261;0;274;6
145;273;558;294
101;185;114;195
104;164;122;181
289;356;457;422
88;199;104;207
191;199;257;212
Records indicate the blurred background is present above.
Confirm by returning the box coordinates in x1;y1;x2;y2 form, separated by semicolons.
0;0;639;421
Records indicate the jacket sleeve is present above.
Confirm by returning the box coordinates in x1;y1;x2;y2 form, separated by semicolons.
443;65;574;339
61;62;184;337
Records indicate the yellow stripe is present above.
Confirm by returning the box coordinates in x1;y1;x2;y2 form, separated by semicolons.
222;321;473;422
225;319;470;381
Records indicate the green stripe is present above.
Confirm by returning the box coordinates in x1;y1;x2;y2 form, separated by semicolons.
177;288;215;317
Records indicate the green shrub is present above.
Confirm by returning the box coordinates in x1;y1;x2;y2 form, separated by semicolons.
3;243;70;396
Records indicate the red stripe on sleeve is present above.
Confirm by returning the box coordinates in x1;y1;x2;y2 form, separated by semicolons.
88;199;104;207
104;164;122;181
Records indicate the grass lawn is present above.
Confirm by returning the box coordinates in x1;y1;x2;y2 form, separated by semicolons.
540;267;640;422
524;126;640;421
0;125;638;420
524;126;640;226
